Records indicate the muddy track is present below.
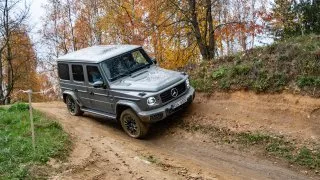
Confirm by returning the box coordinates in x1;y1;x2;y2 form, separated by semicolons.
33;92;320;180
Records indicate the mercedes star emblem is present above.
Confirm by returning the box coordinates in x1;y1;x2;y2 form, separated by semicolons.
171;88;178;97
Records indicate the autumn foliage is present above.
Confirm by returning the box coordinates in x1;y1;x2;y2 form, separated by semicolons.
2;0;318;103
7;29;50;102
41;0;268;69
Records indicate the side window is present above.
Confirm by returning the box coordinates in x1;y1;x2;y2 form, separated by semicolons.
87;66;103;83
58;63;70;80
72;65;84;82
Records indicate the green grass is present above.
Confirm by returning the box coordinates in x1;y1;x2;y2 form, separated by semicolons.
297;76;320;88
238;132;320;169
188;34;320;96
0;103;70;179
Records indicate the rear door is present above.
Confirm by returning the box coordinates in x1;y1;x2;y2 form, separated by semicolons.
70;64;90;107
85;65;114;113
58;63;73;93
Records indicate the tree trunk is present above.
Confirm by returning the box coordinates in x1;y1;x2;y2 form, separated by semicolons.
206;0;215;60
3;0;14;104
240;32;247;51
0;50;4;105
5;42;13;105
4;0;11;105
187;0;210;61
66;0;76;51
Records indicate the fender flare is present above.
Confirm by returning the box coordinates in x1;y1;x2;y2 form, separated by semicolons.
115;100;141;116
62;90;82;106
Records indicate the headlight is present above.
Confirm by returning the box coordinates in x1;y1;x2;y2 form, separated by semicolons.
186;79;190;88
147;97;157;106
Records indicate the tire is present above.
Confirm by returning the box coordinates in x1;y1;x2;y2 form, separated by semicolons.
120;109;149;138
66;95;83;116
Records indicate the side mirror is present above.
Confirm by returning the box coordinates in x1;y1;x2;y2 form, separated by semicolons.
152;58;157;65
93;81;104;88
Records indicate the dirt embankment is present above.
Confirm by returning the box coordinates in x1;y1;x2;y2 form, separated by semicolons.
189;91;320;144
32;91;320;180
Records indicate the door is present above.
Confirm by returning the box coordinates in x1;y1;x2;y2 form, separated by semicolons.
85;65;114;113
70;64;90;107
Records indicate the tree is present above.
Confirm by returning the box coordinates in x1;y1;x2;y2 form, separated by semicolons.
270;0;320;39
41;0;268;70
167;0;266;60
296;0;320;35
74;0;102;49
271;0;298;39
0;0;30;104
9;28;47;102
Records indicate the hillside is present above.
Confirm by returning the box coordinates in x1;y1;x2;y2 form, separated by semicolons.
189;35;320;97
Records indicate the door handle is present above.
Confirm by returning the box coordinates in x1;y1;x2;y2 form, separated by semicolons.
89;91;94;95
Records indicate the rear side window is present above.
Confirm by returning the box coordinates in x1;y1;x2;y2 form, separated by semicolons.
72;65;84;82
58;63;70;80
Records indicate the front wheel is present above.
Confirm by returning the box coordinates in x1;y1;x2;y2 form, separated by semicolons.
66;95;83;116
120;109;149;138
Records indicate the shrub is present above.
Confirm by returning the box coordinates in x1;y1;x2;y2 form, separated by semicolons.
190;78;213;92
219;80;231;90
212;67;228;79
297;76;320;88
269;73;288;92
231;64;252;76
278;55;289;61
252;71;269;92
295;147;315;167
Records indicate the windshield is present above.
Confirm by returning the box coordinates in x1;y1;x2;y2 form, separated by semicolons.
101;49;152;81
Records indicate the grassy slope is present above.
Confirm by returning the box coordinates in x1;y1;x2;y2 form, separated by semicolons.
186;35;320;172
189;35;320;97
0;103;70;179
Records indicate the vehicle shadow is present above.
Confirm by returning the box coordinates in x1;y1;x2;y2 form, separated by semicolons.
80;106;192;140
82;113;123;131
144;107;191;140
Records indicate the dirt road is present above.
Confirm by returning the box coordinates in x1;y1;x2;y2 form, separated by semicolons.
33;91;320;180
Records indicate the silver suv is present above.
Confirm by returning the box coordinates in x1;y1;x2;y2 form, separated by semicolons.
57;45;195;138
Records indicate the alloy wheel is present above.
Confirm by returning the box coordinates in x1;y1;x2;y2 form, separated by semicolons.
66;96;76;114
123;115;138;136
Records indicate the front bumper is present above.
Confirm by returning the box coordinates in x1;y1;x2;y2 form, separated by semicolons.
137;87;195;123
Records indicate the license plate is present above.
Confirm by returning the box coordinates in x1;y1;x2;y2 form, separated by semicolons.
172;98;187;109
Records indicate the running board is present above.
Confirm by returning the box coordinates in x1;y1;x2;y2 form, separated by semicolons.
81;108;116;119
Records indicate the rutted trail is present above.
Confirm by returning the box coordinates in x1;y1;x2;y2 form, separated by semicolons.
33;91;320;180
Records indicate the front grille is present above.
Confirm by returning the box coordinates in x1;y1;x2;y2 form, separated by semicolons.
160;82;186;103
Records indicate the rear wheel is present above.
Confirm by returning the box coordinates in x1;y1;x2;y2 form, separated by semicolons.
120;109;149;138
66;95;83;116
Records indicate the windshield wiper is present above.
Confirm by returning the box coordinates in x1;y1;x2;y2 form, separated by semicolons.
129;63;151;74
144;63;151;69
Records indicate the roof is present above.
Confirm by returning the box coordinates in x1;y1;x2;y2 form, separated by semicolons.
57;45;141;63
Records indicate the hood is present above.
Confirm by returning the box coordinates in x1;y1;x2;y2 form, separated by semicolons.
110;66;184;92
